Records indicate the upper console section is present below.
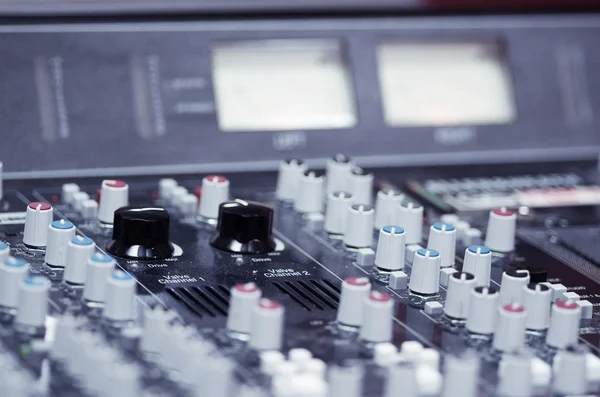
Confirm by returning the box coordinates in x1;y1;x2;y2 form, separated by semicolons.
1;15;599;179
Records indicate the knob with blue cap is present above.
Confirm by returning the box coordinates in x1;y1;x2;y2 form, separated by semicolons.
15;275;50;329
45;219;76;268
409;248;441;295
0;257;30;309
462;245;492;287
64;236;95;285
427;222;456;268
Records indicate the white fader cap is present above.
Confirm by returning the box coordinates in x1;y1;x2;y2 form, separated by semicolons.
275;158;308;202
397;201;423;245
198;175;230;219
0;257;30;308
249;298;284;351
295;170;325;214
343;204;375;248
484;208;517;252
45;220;76;268
462;245;492;287
359;291;394;343
227;282;262;334
324;191;353;235
103;270;137;322
98;180;129;224
374;226;406;271
337;277;371;327
64;236;96;285
326;154;353;195
15;275;50;329
409;248;441;296
374;189;404;230
427;222;456;268
23;202;53;248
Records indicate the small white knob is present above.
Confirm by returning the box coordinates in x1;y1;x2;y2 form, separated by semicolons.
98;180;129;224
0;257;30;308
359;291;394;343
523;283;552;331
546;299;581;349
80;200;98;220
328;365;363;397
466;286;499;335
64;236;95;285
158;178;178;200
493;303;527;352
346;166;374;206
326;154;353;195
44;220;76;268
23;202;53;248
397;201;423;245
103;270;137;322
343;204;375;248
375;226;406;271
0;241;9;263
443;271;476;320
409;248;441;295
499;269;530;307
15;275;50;328
385;362;418;397
249;298;284;351
179;194;199;217
374;189;404;230
198;175;230;219
462;245;492;287
427;222;456;268
61;183;80;204
294;170;325;214
485;208;516;252
83;252;115;303
276;158;308;202
336;277;371;327
441;354;480;397
72;192;90;212
324;191;353;235
227;282;261;334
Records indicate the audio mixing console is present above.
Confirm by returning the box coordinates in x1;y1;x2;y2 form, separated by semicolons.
0;155;599;397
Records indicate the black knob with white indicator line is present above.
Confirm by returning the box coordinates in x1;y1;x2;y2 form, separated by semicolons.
211;200;276;254
107;207;174;260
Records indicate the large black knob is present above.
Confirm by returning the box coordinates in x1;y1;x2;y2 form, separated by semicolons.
211;200;276;254
107;206;174;260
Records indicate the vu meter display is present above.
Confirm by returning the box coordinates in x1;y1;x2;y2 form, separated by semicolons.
377;42;516;126
212;40;357;132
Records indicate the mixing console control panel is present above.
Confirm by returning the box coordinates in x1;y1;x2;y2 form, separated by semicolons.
0;155;599;397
